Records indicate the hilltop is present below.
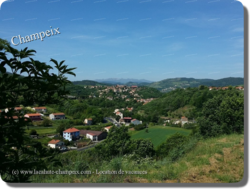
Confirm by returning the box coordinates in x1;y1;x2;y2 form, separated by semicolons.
147;77;244;92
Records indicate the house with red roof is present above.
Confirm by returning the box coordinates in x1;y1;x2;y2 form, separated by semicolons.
131;119;142;125
181;116;189;126
49;113;65;120
24;113;42;121
63;128;80;141
236;86;244;90
126;107;133;112
80;130;107;141
48;139;64;149
104;126;113;132
123;117;132;124
131;86;138;89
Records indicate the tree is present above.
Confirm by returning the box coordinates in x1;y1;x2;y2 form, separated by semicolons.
42;118;52;127
95;126;131;159
56;122;71;136
198;93;244;137
0;41;76;182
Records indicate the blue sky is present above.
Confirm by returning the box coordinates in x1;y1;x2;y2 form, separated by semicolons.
0;0;244;82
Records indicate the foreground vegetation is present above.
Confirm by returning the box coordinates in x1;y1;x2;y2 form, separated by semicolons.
30;133;243;183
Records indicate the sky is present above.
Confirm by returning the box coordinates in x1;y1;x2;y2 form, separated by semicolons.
0;0;244;82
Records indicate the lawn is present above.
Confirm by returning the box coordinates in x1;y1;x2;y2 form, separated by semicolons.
130;126;191;148
25;127;57;135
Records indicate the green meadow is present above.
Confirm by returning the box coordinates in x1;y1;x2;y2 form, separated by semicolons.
130;126;191;148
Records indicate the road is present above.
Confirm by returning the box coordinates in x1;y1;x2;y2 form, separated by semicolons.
104;117;121;127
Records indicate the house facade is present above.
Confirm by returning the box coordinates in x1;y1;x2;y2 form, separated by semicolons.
84;118;93;125
24;113;42;121
49;113;65;120
181;116;188;126
63;128;80;141
48;139;64;149
131;119;142;125
104;126;112;132
80;130;107;141
123;117;132;123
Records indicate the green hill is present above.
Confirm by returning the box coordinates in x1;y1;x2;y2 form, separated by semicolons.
147;77;244;92
72;80;109;86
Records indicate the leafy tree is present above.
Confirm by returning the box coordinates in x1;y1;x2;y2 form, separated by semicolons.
95;126;131;159
42;118;52;127
56;122;71;136
0;41;76;182
198;93;244;137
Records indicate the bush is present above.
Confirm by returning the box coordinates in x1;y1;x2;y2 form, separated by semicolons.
29;129;37;135
129;139;155;158
134;124;145;131
156;133;188;158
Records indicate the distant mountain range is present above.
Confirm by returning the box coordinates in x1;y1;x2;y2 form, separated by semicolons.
94;78;153;85
72;77;244;92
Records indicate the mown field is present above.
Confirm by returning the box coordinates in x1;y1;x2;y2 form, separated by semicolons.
130;126;191;148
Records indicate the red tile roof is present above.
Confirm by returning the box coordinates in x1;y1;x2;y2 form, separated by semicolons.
63;128;80;133
87;132;98;136
80;130;103;136
52;113;65;115
105;126;112;129
15;107;23;110
34;107;47;109
123;117;132;119
48;139;61;144
25;113;41;117
131;119;137;122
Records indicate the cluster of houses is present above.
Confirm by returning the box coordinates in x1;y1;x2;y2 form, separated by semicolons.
3;106;94;125
209;86;244;90
113;108;142;126
48;126;115;149
161;116;193;127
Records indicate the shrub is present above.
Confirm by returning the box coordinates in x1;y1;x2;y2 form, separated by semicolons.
134;124;145;131
29;129;37;135
156;133;188;158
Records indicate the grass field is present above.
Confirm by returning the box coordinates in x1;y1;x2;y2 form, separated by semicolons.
130;126;191;148
25;127;57;135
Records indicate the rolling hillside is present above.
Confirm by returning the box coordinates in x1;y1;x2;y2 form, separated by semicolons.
147;77;244;92
71;80;109;86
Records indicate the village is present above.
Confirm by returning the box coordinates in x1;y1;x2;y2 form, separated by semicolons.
0;84;244;153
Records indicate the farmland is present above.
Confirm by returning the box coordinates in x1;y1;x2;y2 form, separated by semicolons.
130;126;191;148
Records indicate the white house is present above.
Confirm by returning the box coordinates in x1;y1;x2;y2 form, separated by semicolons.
131;119;142;125
84;118;93;125
48;139;64;149
115;111;123;119
33;107;47;113
114;109;120;113
49;113;65;120
63;128;80;141
181;116;188;126
104;126;112;132
86;133;99;141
